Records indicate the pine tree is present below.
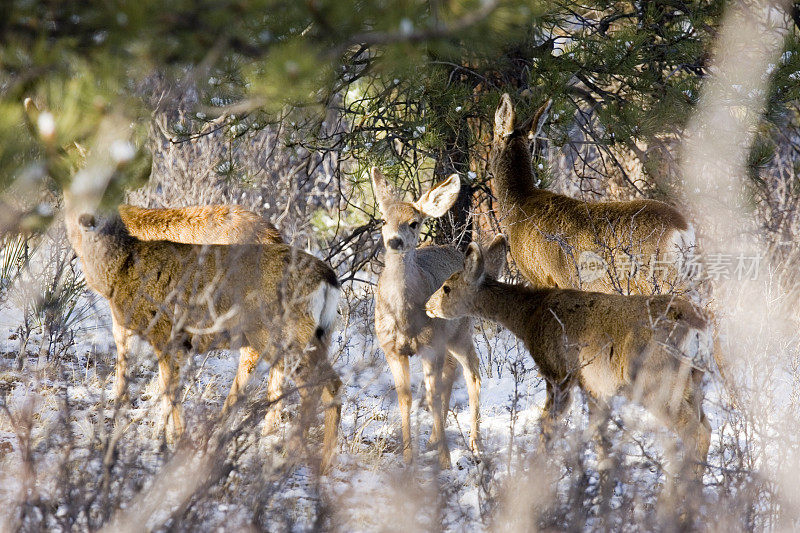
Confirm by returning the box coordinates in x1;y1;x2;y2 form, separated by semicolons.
1;0;798;242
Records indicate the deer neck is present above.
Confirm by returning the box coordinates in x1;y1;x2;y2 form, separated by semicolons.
472;279;540;341
492;143;546;207
381;248;428;309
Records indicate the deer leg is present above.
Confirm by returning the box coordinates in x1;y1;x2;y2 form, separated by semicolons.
448;341;482;454
319;360;343;474
688;370;712;483
655;362;710;481
587;398;616;507
656;400;710;524
674;400;711;485
111;317;134;404
648;369;710;520
541;382;554;443
541;380;570;445
222;346;261;414
286;363;316;468
262;363;285;435
440;353;458;421
296;339;342;473
155;349;184;443
386;352;413;464
237;334;288;434
288;342;342;474
421;348;451;469
428;354;457;448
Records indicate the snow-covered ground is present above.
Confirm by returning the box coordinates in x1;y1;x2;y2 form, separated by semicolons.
0;230;796;530
1;269;780;532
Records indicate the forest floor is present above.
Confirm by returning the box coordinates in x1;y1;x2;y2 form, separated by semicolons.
0;282;744;531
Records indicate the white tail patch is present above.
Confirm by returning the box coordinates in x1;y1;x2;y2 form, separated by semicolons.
308;281;340;336
676;324;714;371
671;224;697;280
671;223;696;254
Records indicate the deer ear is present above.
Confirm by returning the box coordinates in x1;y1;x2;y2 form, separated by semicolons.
371;167;396;213
464;242;485;284
494;93;515;139
525;99;552;141
414;174;461;218
484;234;508;278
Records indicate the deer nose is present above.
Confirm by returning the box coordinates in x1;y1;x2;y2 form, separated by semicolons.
387;237;403;250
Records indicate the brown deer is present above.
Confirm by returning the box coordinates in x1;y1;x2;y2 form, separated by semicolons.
490;93;695;295
64;191;342;470
114;203;286;431
426;235;712;480
372;168;481;469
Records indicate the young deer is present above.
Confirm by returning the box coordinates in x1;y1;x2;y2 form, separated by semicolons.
426;235;712;479
491;94;695;295
64;192;342;470
372;168;481;469
114;203;286;431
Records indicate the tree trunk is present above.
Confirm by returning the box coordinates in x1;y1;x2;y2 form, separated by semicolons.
432;116;473;252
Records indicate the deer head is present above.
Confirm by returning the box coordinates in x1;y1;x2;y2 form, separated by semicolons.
371;167;461;254
489;93;552;179
426;234;507;319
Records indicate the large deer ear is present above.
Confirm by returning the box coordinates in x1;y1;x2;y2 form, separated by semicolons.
484;234;508;278
414;174;461;218
464;242;485;284
524;99;552;141
494;93;515;139
371;167;396;214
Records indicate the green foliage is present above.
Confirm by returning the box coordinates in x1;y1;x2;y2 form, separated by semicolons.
0;235;29;295
31;254;87;334
1;0;798;226
0;102;35;187
747;134;777;188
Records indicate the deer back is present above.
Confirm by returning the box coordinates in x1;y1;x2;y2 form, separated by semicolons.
427;238;710;401
519;288;706;397
506;195;692;292
118;204;283;245
71;209;337;353
490;94;692;293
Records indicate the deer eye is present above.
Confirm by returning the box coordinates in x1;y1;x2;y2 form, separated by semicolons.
409;221;419;229
443;285;451;294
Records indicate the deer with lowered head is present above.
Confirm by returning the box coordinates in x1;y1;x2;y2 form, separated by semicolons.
372;167;481;469
64;190;342;471
426;235;712;479
490;93;696;295
113;203;290;431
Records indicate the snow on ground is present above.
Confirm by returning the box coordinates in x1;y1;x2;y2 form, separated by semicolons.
0;277;771;531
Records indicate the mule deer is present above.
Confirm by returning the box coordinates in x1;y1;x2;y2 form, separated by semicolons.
114;203;286;429
64;192;342;470
491;93;695;295
372;168;481;469
426;235;712;479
